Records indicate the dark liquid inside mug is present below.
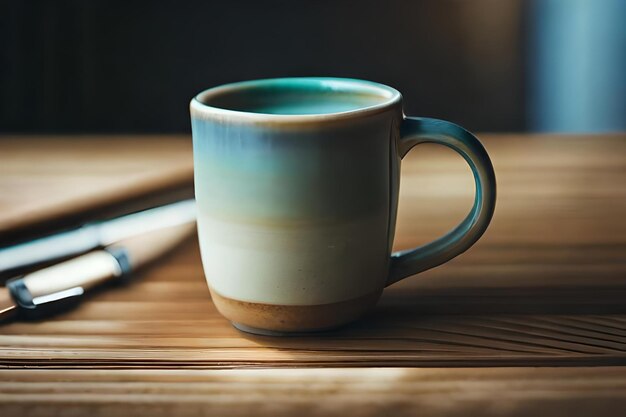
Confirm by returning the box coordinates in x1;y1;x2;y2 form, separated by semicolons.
205;80;388;115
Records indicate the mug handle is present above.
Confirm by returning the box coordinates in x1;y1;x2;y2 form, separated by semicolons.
387;117;497;286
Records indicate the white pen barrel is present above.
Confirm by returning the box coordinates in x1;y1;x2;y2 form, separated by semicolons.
22;251;122;298
17;221;195;304
110;222;197;269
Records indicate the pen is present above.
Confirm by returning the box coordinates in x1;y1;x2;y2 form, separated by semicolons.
0;199;196;278
0;220;196;321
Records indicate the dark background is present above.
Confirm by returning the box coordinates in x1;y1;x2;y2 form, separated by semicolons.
0;0;527;133
1;0;623;133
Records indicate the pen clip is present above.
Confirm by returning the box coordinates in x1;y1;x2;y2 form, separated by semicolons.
6;278;85;320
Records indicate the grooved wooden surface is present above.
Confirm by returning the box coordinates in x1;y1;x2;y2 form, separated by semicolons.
1;368;625;417
1;134;625;415
0;135;193;238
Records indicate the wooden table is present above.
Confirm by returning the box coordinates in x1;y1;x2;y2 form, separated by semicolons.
1;134;625;416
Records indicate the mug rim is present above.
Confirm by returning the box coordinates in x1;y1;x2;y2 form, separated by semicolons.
190;77;402;124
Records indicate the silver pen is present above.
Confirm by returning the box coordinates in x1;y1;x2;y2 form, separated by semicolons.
0;199;196;276
0;201;196;321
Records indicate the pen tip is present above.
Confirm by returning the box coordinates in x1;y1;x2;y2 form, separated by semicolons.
0;288;17;322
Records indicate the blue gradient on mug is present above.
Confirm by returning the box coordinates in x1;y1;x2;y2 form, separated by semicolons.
190;78;402;305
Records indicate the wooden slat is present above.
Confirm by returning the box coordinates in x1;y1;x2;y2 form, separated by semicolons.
0;134;625;370
0;135;193;240
1;368;626;417
1;238;623;368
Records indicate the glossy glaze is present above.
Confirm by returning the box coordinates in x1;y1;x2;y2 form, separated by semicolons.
190;77;496;331
191;79;401;305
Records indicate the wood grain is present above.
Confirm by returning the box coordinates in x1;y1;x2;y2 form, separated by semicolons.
0;134;625;415
0;133;624;369
0;135;193;242
1;367;626;417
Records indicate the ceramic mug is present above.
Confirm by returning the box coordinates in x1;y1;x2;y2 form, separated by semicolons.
190;77;496;335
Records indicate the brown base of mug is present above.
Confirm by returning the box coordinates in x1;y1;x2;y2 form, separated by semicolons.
209;288;382;334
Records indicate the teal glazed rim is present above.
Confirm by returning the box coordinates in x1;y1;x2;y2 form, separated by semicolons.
190;77;402;124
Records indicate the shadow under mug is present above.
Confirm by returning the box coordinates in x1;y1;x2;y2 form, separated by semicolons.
190;77;496;335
